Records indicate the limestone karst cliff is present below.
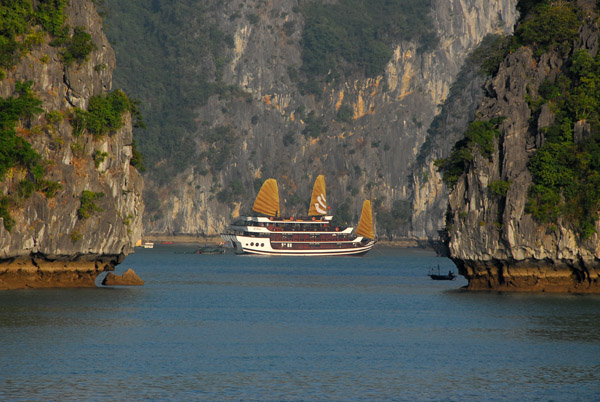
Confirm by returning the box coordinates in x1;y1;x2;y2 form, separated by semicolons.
443;0;600;292
103;0;518;240
0;0;143;289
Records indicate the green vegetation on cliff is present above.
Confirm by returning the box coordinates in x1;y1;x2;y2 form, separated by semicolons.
375;199;411;239
0;0;94;76
60;25;97;66
77;190;104;219
299;0;437;90
0;81;61;231
512;0;579;56
100;0;440;182
100;1;234;181
71;89;141;137
527;48;600;239
435;118;504;188
509;0;600;238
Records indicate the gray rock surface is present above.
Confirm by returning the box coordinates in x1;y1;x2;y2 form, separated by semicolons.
445;2;600;292
106;0;518;240
0;0;144;289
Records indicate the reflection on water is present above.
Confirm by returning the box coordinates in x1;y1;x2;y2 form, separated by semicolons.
529;312;600;343
1;246;599;401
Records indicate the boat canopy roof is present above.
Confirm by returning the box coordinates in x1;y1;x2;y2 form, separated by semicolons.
237;215;333;224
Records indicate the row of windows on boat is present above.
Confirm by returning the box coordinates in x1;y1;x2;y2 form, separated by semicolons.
240;233;355;241
247;242;360;249
233;221;346;232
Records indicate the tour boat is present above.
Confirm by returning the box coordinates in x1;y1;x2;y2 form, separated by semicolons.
221;176;376;256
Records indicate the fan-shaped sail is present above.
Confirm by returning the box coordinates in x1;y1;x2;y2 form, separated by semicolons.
356;200;374;239
253;178;280;216
308;175;327;216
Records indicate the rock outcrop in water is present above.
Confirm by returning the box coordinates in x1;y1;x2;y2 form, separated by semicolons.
444;0;600;292
102;269;144;286
0;1;143;289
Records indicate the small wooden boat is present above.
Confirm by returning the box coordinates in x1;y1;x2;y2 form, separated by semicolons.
428;266;456;280
429;272;456;280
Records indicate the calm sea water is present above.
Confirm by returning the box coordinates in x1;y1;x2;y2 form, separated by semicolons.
1;246;599;401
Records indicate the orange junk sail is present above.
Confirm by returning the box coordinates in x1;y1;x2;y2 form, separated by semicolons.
308;175;327;216
253;178;280;217
356;200;374;239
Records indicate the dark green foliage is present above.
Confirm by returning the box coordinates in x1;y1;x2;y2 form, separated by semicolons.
45;110;63;125
302;111;326;138
35;0;68;38
130;139;145;172
61;26;97;66
336;104;353;123
0;81;43;180
70;108;86;137
100;1;235;181
0;83;61;230
516;0;546;16
0;0;32;69
0;0;68;71
201;126;235;174
77;190;104;219
74;90;133;137
93;150;108;168
69;229;83;243
375;199;411;238
246;13;259;25
282;132;295;147
513;1;579;56
36;179;61;198
287;193;306;211
435;118;504;188
217;179;244;204
331;200;352;227
17;179;35;199
127;97;145;129
490;180;510;197
143;187;162;222
469;34;512;76
300;0;437;83
391;199;411;221
253;178;263;193
0;196;14;231
86;90;128;135
283;20;295;36
525;48;600;239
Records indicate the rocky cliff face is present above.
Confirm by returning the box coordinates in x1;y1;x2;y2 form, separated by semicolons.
0;1;143;289
445;1;600;292
110;0;517;239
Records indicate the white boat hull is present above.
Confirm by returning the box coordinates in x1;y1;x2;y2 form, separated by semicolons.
221;234;375;256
